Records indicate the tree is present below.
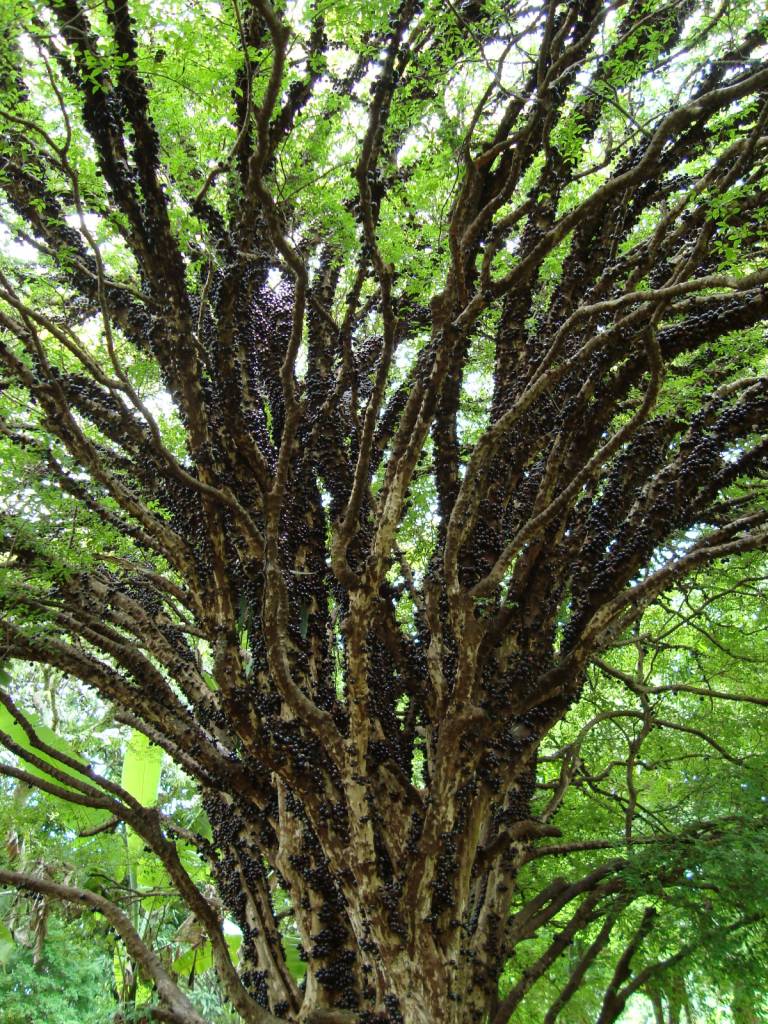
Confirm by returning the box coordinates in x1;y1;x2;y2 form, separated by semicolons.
497;555;768;1024
0;0;767;1020
0;915;114;1024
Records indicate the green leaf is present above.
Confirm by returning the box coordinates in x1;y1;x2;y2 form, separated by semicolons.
172;933;241;977
120;731;163;808
0;668;107;830
282;932;306;982
0;670;90;792
0;921;15;966
119;730;164;890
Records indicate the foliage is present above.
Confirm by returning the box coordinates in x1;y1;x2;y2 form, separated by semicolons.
0;0;767;1022
0;915;114;1024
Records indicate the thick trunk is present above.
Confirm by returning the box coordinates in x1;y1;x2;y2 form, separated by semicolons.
208;795;530;1024
289;891;495;1023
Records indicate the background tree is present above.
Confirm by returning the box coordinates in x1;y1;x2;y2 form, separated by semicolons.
0;0;767;1022
0;664;257;1024
499;555;768;1024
